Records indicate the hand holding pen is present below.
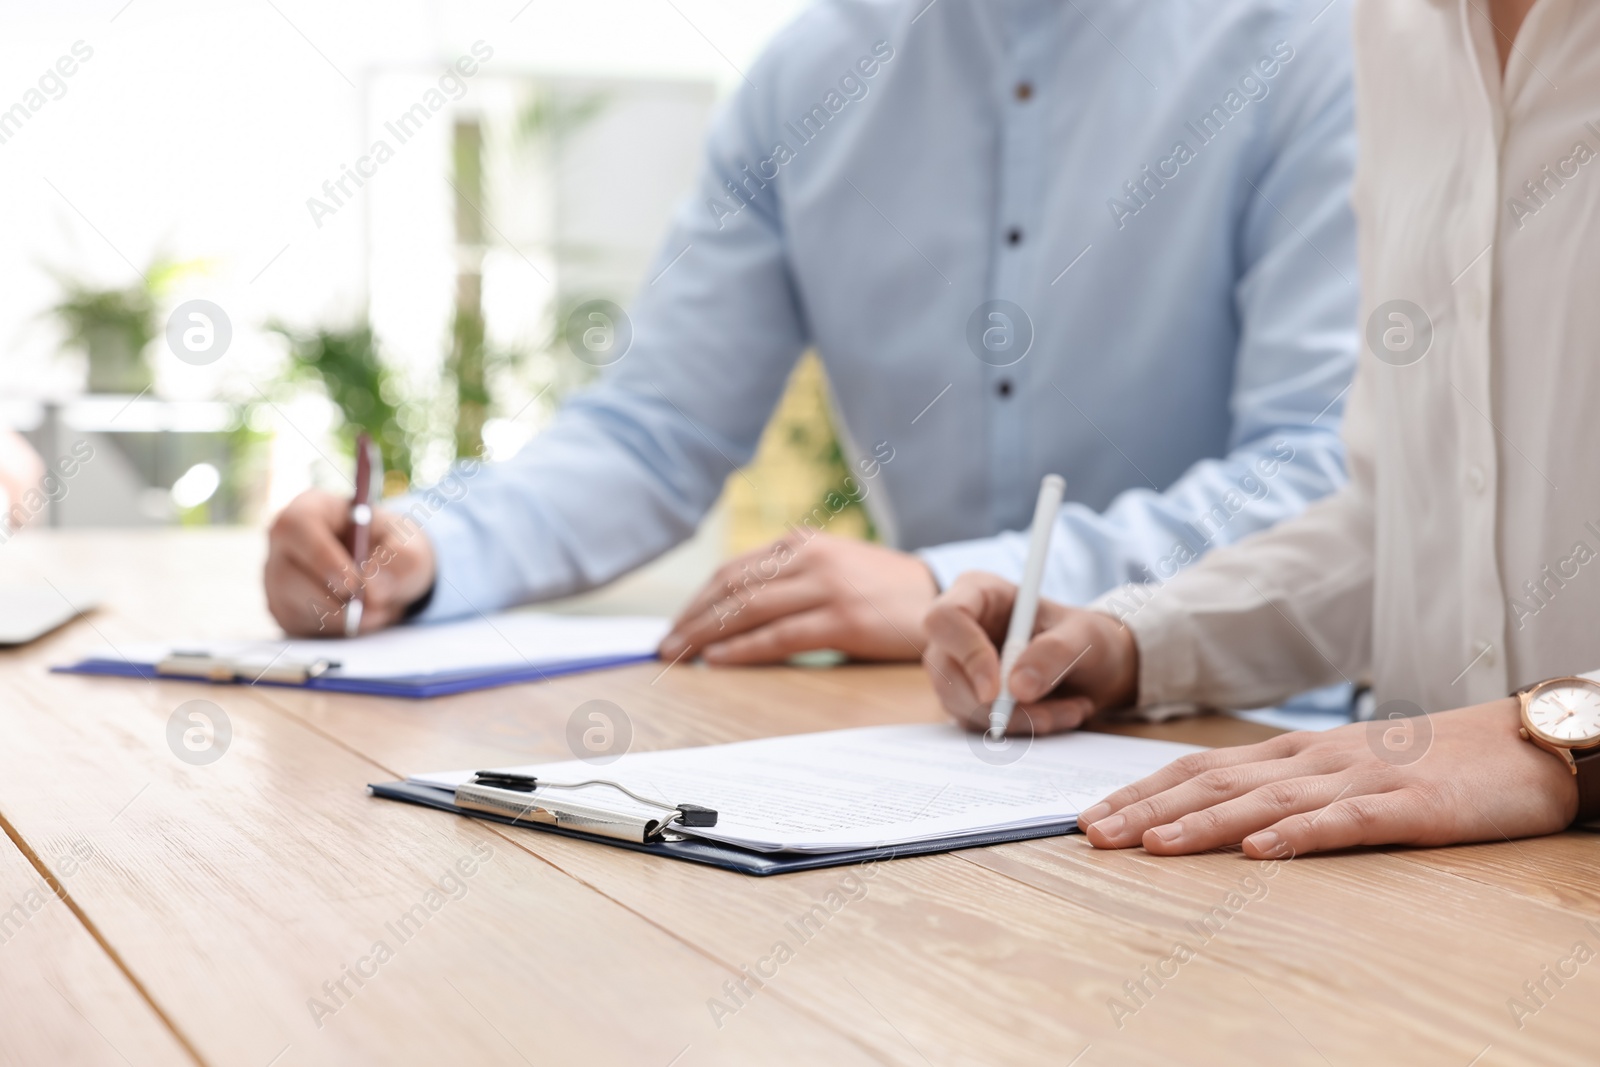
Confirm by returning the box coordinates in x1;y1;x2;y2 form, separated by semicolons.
921;475;1140;737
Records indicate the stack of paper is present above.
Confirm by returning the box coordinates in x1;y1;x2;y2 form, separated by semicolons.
410;724;1202;855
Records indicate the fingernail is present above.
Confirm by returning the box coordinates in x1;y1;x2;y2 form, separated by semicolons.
659;637;684;659
1079;802;1111;824
1149;822;1183;844
1092;814;1126;839
1246;831;1281;856
1011;667;1042;700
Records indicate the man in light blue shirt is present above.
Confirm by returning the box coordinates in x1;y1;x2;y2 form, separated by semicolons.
264;0;1358;678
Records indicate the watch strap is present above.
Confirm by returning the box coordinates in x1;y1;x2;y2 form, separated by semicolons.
1576;748;1600;825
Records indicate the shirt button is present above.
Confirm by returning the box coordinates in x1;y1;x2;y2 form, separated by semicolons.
1006;227;1022;246
996;379;1013;398
1465;465;1486;493
1015;81;1033;101
1479;642;1497;667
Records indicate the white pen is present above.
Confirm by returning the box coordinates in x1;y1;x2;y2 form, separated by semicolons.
987;474;1067;742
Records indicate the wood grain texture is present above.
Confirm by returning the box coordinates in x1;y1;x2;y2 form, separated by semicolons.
3;529;1598;1066
250;662;1600;1067
0;532;875;1066
0;818;194;1067
0;666;879;1067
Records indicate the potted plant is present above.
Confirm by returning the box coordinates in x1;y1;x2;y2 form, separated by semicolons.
266;321;414;491
48;260;195;394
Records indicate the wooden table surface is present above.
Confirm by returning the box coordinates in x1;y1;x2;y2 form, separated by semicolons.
1;529;1595;1066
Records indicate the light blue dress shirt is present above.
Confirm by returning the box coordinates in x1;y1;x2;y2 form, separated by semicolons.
409;0;1359;638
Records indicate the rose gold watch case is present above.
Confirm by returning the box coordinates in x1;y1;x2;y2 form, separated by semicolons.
1517;677;1600;766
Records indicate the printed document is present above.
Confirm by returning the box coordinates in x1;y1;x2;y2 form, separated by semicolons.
411;724;1202;854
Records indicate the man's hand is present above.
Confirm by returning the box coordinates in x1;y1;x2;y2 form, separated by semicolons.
264;489;436;636
922;572;1139;734
659;533;938;665
1078;698;1579;858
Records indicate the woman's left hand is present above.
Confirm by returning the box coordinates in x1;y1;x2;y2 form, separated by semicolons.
1077;698;1579;858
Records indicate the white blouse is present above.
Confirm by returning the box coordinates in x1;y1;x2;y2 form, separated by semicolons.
1098;0;1600;714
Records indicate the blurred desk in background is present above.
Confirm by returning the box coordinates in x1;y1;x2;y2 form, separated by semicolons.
0;529;1595;1065
1;396;241;528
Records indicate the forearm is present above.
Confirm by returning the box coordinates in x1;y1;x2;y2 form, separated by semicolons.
399;373;787;622
398;43;817;621
1092;480;1376;711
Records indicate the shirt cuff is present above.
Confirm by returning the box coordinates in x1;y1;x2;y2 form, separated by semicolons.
1087;582;1200;708
917;540;1025;593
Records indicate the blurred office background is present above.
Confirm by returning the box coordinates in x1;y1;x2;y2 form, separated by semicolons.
0;0;866;606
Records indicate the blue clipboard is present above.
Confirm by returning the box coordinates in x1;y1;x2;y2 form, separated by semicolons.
368;779;1082;876
53;651;658;698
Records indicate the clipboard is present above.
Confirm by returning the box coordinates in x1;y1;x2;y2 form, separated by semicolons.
368;778;1082;876
52;612;669;699
54;649;657;698
370;725;1201;876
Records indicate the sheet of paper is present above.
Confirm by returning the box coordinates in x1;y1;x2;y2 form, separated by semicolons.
97;612;669;680
411;724;1203;854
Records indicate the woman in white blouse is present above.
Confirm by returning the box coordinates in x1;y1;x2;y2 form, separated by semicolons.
921;0;1600;857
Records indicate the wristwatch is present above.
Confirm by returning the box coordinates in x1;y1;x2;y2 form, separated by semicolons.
1514;677;1600;824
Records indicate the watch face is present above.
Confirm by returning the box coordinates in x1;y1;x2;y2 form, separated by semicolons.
1526;682;1600;746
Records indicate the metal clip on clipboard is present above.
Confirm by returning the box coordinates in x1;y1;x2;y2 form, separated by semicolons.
453;771;718;844
156;651;335;685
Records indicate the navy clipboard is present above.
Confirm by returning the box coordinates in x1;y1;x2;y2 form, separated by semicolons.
369;779;1082;876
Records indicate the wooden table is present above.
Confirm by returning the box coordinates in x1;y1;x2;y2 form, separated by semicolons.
1;530;1594;1066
